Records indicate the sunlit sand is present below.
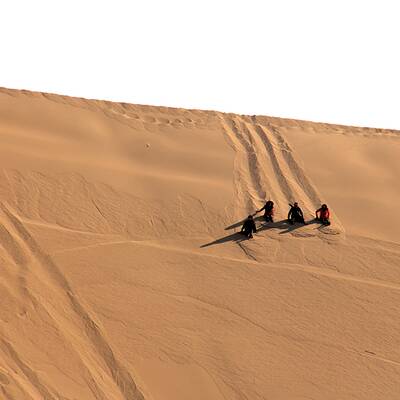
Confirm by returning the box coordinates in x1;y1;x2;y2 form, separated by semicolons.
0;87;399;399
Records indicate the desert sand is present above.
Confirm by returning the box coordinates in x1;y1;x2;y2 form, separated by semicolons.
0;87;400;399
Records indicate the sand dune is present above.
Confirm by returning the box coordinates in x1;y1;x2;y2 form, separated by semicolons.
0;87;399;399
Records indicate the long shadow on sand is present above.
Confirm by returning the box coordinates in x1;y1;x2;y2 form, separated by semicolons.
200;232;248;248
224;216;264;231
277;219;320;234
201;218;324;248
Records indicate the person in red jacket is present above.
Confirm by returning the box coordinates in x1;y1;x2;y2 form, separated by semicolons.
315;204;330;226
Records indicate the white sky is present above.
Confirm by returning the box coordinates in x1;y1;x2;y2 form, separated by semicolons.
1;1;399;129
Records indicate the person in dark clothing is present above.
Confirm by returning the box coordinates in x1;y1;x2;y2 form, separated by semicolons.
288;202;306;225
240;215;257;238
255;200;274;222
315;204;331;225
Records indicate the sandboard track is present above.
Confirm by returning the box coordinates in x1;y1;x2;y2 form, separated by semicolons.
219;115;270;214
0;207;111;400
251;118;344;233
0;203;145;400
220;114;344;237
0;338;59;400
257;118;322;206
248;122;296;203
248;117;321;213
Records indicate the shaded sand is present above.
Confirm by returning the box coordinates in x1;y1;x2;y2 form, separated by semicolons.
0;87;399;399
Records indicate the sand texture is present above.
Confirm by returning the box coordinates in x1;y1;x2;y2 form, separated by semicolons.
0;87;400;399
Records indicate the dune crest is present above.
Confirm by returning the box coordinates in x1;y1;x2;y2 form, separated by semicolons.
0;87;400;399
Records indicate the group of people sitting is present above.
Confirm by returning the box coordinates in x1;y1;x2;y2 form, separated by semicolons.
240;201;330;239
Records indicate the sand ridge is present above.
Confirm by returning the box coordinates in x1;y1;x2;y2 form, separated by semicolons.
0;87;400;399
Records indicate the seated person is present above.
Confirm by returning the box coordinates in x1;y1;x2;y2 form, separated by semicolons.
288;202;306;225
255;200;274;222
315;204;331;225
240;215;257;238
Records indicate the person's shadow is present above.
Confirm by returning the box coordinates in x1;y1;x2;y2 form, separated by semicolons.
257;219;290;232
200;217;323;248
200;232;248;248
278;218;320;234
224;216;264;231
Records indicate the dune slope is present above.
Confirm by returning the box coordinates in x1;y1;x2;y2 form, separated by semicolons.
0;87;400;399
